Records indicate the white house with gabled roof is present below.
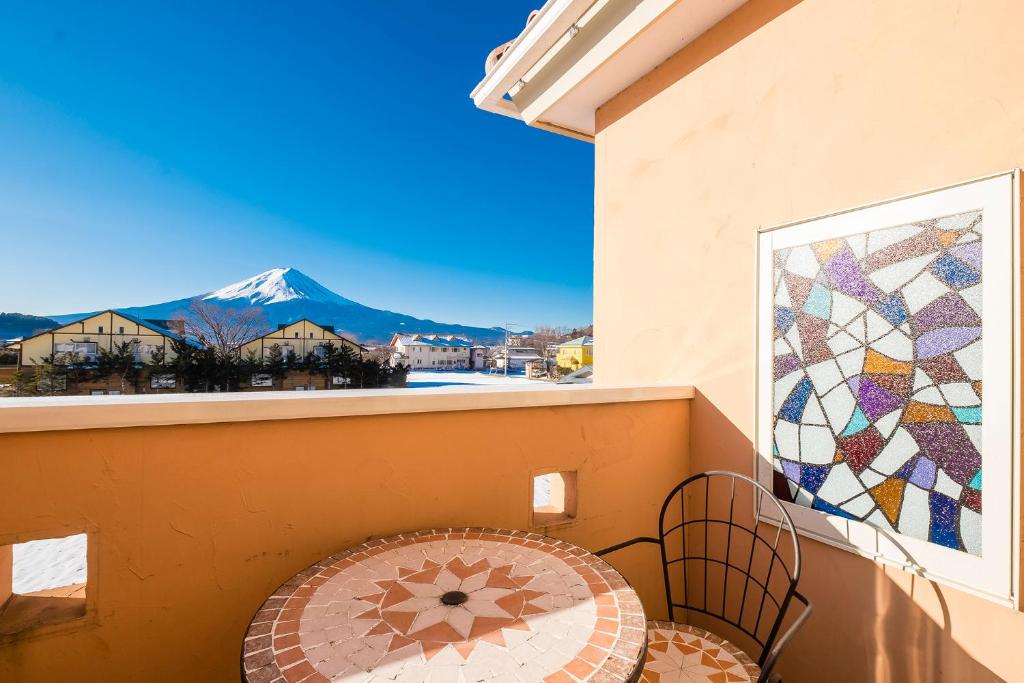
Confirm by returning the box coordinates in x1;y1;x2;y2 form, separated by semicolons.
389;333;474;369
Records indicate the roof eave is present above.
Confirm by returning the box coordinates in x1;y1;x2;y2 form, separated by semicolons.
470;0;749;139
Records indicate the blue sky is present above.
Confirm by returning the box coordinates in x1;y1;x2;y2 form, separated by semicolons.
0;2;594;329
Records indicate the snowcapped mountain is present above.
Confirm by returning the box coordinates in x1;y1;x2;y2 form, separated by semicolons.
203;267;356;307
47;268;515;344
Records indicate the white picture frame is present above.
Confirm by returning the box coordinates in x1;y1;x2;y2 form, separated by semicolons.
755;171;1020;606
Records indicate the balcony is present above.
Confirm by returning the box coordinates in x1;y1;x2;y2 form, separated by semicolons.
0;385;692;680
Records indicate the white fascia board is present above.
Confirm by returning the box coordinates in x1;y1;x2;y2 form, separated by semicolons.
470;0;596;114
519;0;748;132
515;0;678;127
494;0;747;137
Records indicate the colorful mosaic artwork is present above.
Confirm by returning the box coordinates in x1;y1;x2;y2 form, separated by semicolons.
771;210;983;555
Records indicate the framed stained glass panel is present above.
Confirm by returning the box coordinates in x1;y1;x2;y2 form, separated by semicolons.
755;172;1019;606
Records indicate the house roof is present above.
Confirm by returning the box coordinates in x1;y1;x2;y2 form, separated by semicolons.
392;334;474;348
239;319;366;352
557;364;593;384
496;347;544;361
558;335;593;347
116;311;184;340
15;309;183;346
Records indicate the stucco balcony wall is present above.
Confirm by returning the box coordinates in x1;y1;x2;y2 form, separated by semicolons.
0;394;690;681
592;0;1024;680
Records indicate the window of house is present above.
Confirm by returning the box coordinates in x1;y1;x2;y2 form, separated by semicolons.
97;326;104;334
118;326;124;334
55;342;97;358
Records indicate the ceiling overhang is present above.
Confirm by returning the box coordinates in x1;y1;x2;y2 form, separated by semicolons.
470;0;748;141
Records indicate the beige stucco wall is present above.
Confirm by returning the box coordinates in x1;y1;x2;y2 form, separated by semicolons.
594;0;1024;680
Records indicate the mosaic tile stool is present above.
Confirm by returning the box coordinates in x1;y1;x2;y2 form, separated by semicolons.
596;472;812;683
242;528;648;682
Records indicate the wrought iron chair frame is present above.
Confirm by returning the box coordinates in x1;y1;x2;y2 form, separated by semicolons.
596;470;811;683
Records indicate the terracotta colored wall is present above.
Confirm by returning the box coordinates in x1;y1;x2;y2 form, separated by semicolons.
0;398;689;681
593;0;1024;680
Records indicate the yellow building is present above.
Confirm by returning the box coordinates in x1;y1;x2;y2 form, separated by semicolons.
555;335;593;370
17;310;180;367
238;319;364;361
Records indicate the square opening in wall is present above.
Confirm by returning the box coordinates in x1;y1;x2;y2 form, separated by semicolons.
532;471;578;527
0;532;88;636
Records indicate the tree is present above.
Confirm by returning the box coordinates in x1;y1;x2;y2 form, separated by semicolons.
53;350;87;391
173;300;266;392
386;361;410;388
240;349;261;375
169;338;201;391
319;341;357;389
175;299;268;360
264;344;286;382
149;345;169;370
10;368;32;396
32;355;66;396
96;339;141;393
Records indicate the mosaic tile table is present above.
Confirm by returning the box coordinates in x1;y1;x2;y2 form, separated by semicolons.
242;528;648;683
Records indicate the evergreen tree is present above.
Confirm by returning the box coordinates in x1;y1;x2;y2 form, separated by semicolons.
320;341;357;389
264;344;286;382
33;354;66;395
10;368;32;396
240;350;261;378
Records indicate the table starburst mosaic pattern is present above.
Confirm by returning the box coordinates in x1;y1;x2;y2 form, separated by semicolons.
771;210;983;554
243;529;647;682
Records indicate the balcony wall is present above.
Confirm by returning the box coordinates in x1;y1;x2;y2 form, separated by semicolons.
594;0;1024;680
0;391;690;681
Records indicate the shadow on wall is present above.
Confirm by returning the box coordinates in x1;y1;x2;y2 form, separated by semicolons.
596;0;805;132
689;390;1004;683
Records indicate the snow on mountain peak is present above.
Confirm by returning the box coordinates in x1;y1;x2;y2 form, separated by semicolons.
203;268;355;306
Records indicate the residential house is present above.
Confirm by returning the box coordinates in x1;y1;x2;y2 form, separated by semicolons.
17;310;180;368
389;334;473;369
238;319;364;362
491;346;543;372
555;335;593;370
468;345;488;370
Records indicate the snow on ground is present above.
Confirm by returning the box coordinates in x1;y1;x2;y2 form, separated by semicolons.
405;370;560;389
12;533;87;594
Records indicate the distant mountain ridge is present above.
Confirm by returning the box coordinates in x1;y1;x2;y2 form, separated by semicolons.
0;313;60;340
46;267;517;344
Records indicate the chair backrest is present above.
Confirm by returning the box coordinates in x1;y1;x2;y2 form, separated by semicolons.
656;470;801;668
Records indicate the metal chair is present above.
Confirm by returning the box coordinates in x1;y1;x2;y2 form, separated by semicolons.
597;471;811;683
